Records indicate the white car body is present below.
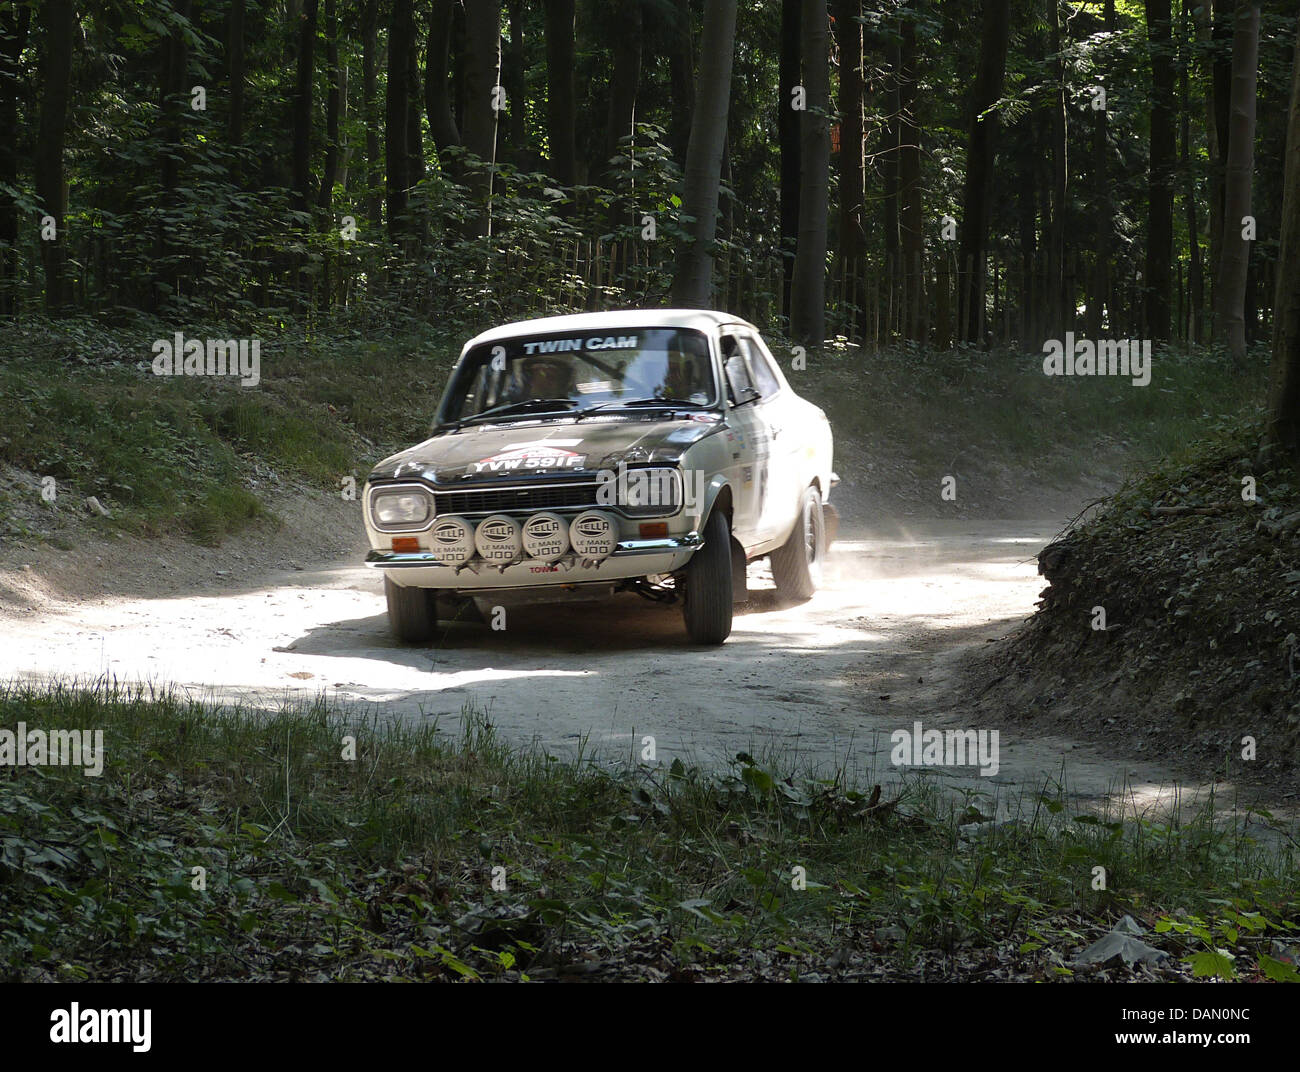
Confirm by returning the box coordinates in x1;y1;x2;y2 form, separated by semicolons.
363;309;836;643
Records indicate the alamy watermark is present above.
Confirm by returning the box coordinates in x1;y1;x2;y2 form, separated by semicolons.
891;720;1000;778
0;722;104;777
151;332;260;386
1042;331;1151;387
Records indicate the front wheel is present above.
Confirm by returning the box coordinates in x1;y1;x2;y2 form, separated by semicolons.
385;575;437;643
771;485;826;602
681;509;733;645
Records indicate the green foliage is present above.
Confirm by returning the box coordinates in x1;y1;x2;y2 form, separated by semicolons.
1;680;1295;981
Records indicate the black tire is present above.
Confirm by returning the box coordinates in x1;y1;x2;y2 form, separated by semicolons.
771;485;826;602
822;501;840;549
385;575;437;643
682;509;733;645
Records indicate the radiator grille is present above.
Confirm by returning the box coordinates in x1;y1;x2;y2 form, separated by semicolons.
434;482;599;516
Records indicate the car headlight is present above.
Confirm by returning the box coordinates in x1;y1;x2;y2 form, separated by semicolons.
371;489;431;526
615;466;683;518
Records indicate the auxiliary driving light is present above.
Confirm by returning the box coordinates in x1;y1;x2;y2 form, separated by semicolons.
473;513;524;564
569;510;618;561
428;515;475;564
522;512;570;562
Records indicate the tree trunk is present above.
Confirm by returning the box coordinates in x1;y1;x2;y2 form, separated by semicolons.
1145;0;1175;341
35;0;75;314
1266;14;1300;460
833;0;866;340
956;0;1011;343
228;0;245;152
544;0;578;187
779;0;802;320
1180;0;1203;343
881;30;900;309
292;0;318;214
789;0;831;344
1047;0;1068;339
386;0;412;239
363;0;383;225
426;0;462;160
669;0;696;165
505;0;527;166
462;0;502;234
1214;1;1259;363
406;27;425;194
0;3;31;316
604;0;643;186
671;0;739;308
898;7;924;341
317;0;340;213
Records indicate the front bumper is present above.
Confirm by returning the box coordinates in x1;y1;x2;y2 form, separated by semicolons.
365;533;703;590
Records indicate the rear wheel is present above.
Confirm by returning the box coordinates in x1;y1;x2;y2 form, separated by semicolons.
681;510;733;645
771;485;826;602
385;575;436;643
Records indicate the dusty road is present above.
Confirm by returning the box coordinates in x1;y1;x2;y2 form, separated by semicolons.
2;517;1269;822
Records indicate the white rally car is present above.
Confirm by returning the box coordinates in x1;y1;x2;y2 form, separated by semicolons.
363;309;837;644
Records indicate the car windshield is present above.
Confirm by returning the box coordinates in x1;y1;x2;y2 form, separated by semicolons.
439;328;717;424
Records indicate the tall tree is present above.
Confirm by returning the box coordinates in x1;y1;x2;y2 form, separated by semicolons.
789;0;831;344
292;0;319;213
1213;0;1259;363
426;0;462;160
1180;0;1204;342
35;0;75;313
668;0;696;164
956;0;1011;343
405;21;425;194
1047;0;1069;339
898;5;925;341
362;0;383;225
386;0;413;239
504;0;528;164
544;0;577;187
227;0;245;153
1145;0;1175;341
317;0;341;213
462;0;502;233
778;0;802;319
1087;0;1117;338
1267;14;1300;460
604;0;644;185
0;2;31;316
832;0;866;339
672;0;739;308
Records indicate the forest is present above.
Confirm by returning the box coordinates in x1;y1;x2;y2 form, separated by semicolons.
3;0;1297;372
3;0;1300;994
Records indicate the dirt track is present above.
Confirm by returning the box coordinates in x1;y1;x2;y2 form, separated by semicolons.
3;514;1283;824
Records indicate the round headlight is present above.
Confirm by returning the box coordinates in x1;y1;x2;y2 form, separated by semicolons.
373;490;430;526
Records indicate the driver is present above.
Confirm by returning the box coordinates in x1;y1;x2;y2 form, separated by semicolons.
516;356;574;400
661;345;698;399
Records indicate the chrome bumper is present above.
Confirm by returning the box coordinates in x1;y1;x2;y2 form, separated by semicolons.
365;532;703;569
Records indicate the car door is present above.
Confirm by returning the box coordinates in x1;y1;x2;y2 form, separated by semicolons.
732;330;802;545
718;331;767;548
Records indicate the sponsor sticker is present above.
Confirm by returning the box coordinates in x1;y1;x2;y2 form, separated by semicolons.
471;444;588;474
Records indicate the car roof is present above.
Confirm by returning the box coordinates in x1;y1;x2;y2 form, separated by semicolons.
463;308;758;349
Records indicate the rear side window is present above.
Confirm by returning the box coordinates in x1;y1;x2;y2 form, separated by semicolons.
743;339;782;398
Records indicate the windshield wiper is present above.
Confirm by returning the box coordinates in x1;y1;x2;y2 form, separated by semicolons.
576;397;708;419
464;398;579;423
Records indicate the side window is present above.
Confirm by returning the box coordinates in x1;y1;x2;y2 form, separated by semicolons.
721;334;755;404
740;336;782;398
